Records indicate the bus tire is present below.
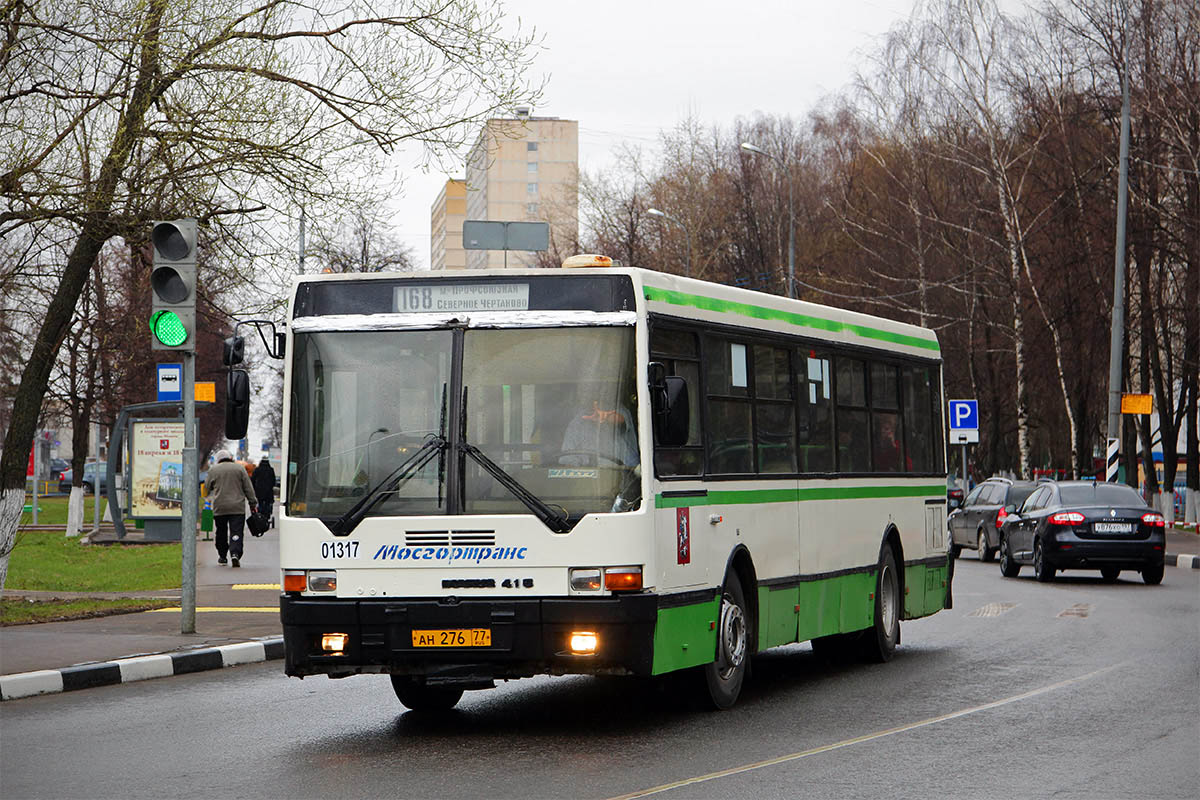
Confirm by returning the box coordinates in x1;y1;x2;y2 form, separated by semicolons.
860;545;900;663
390;676;464;711
702;571;749;710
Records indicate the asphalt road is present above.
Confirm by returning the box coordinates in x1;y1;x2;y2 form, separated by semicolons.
2;559;1197;800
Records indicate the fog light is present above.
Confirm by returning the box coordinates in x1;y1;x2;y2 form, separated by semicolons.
283;571;307;592
309;571;337;592
321;632;349;655
604;566;643;592
569;568;602;591
569;631;598;655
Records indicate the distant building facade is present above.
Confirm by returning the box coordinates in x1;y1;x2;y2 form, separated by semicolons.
457;112;579;270
430;178;467;271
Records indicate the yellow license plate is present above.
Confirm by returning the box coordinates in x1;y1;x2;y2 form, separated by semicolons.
411;628;492;647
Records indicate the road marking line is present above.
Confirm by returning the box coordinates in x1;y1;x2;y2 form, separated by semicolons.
1057;603;1092;618
144;607;277;613
605;664;1122;800
232;583;280;590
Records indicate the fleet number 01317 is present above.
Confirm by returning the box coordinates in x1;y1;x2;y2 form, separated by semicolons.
321;541;359;560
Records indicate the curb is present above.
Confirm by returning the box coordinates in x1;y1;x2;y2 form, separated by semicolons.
1166;553;1200;569
0;636;285;701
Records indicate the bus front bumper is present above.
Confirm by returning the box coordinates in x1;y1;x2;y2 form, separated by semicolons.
281;594;659;680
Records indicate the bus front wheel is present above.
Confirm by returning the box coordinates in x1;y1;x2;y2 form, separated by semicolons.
702;571;748;710
390;676;464;711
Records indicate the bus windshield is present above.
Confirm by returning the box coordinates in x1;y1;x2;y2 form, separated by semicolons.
287;326;641;521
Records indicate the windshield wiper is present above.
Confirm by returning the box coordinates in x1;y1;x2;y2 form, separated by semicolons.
459;441;571;533
329;434;446;536
457;386;570;533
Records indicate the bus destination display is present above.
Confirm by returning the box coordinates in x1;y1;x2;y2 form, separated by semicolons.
394;283;529;313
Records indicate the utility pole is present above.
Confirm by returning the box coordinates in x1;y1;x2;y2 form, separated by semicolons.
1106;48;1132;483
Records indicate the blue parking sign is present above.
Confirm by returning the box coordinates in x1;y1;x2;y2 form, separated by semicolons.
948;399;978;430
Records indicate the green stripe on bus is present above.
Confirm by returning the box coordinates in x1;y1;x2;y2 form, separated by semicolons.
655;484;944;509
643;286;941;352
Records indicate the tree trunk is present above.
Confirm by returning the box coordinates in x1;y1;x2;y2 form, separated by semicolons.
0;0;167;589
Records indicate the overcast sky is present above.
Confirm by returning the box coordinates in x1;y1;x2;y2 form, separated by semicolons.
391;0;922;268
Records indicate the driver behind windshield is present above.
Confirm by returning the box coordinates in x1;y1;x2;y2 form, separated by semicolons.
559;386;638;467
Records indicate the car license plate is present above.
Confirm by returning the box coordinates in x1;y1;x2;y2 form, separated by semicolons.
411;628;491;647
1093;522;1133;534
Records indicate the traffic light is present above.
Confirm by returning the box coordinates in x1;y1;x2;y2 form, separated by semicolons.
149;219;197;351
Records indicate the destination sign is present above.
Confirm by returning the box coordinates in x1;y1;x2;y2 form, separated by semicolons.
393;283;530;313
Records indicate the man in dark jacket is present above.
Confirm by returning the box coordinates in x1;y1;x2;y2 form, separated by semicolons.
205;450;257;567
252;457;276;527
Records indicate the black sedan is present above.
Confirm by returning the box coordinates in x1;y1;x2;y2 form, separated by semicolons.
998;480;1166;585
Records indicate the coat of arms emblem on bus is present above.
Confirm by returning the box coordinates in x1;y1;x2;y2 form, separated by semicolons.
677;507;690;565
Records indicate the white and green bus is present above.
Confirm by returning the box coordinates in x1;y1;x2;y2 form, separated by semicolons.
258;256;951;710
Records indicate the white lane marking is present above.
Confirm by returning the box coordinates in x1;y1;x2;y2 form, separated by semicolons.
606;664;1122;800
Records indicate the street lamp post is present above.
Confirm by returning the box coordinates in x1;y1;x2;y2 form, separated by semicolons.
647;207;691;278
741;141;795;299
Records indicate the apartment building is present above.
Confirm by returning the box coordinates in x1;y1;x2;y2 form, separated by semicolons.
430;178;467;270
450;112;578;270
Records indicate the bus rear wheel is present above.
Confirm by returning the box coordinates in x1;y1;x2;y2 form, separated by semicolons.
702;571;748;710
390;676;464;711
860;546;900;663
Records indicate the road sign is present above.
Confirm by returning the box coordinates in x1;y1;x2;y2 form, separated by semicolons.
194;381;215;403
950;429;980;444
157;363;183;402
948;399;979;431
462;220;550;251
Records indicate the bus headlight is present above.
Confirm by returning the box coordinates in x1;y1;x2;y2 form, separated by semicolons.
569;568;602;591
308;571;337;592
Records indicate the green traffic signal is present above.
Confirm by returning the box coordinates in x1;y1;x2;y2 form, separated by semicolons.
150;310;189;347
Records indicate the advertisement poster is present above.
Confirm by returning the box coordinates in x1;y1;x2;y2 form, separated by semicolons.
130;420;185;518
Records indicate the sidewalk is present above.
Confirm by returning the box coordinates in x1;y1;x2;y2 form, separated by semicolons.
1;525;285;699
2;524;1197;701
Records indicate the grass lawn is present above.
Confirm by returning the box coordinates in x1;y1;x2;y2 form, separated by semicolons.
1;597;175;626
21;494;109;526
6;531;180;592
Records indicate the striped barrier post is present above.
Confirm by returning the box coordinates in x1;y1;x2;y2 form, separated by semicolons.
1105;438;1120;482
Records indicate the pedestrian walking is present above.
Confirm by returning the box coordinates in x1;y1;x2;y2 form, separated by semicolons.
204;450;257;568
252;457;276;527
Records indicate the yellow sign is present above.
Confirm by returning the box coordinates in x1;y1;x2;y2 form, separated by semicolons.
1121;393;1152;415
195;382;215;403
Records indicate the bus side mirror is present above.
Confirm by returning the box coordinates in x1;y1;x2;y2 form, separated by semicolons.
225;369;250;439
649;362;689;447
223;335;245;366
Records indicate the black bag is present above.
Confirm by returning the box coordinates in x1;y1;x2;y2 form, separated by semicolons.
247;511;269;537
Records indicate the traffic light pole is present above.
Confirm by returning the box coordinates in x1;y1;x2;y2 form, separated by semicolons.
181;352;197;634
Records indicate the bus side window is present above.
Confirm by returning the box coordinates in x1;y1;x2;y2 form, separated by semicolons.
902;366;935;473
836;358;870;473
798;351;833;472
650;326;703;476
706;336;752;474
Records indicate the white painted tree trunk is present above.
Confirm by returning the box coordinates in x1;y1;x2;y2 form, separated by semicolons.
1185;489;1198;525
0;487;24;590
66;485;85;537
1158;491;1176;526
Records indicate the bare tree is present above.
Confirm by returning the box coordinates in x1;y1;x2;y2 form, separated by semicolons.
0;0;540;588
